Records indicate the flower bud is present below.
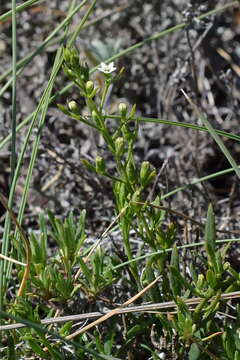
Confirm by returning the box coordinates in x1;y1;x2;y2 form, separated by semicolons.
131;190;142;212
115;137;125;158
64;68;76;81
196;274;205;289
126;161;136;184
95;156;106;175
140;161;156;186
86;80;94;95
223;262;230;271
118;102;128;118
63;47;71;63
147;169;157;183
68;100;80;114
206;269;217;288
92;110;98;120
158;353;166;360
140;161;150;185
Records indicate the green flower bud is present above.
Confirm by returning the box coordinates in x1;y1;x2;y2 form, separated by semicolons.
126;161;136;184
131;190;142;212
68;100;80;114
196;274;205;289
118;102;128;118
64;68;76;81
140;161;150;185
92;110;98;120
86;80;94;95
147;169;157;183
115;137;125;158
223;262;230;271
140;161;156;186
67;47;79;68
95;156;106;175
206;269;217;288
63;47;71;63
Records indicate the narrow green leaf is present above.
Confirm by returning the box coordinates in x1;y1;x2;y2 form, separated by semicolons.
188;342;201;360
205;204;217;269
28;340;48;359
206;269;217;289
78;257;93;286
169;266;197;295
170;245;182;297
182;90;240;180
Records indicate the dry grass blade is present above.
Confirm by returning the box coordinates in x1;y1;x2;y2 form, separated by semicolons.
0;193;31;297
0;253;26;267
1;290;239;332
66;276;161;339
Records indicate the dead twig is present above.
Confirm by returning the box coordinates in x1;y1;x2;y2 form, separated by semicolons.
1;290;239;332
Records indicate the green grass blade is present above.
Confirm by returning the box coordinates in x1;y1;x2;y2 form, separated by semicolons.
10;0;17;183
0;0;41;22
113;238;240;270
0;0;17;312
16;0;98;227
16;49;63;226
107;114;240;143
0;0;17;316
0;1;236;148
161;165;240;201
86;1;237;72
68;0;97;46
182;90;240;180
1;113;240;151
0;0;89;86
0;0;86;309
0;48;63;312
0;0;99;308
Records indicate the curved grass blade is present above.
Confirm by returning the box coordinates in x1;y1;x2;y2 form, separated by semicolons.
182;90;240;180
0;0;88;309
0;0;41;23
0;1;236;148
112;237;240;270
0;0;89;88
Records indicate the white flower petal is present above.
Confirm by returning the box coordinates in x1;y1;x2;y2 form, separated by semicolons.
97;62;116;74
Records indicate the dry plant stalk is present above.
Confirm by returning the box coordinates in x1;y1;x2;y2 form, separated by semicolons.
66;276;161;340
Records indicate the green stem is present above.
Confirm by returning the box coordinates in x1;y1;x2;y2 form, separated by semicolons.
10;0;17;185
1;1;237;148
100;81;110;113
0;0;40;22
139;213;155;248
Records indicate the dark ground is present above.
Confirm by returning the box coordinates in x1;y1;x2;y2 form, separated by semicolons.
1;0;240;257
1;2;240;359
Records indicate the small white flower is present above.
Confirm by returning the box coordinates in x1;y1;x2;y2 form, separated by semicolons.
97;62;116;74
158;352;166;360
